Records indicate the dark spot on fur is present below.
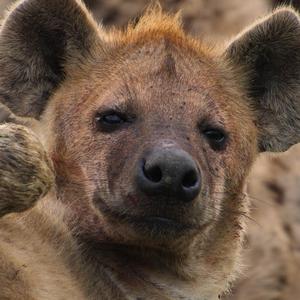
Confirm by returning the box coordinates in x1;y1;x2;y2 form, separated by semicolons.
214;9;223;17
283;223;293;238
271;246;281;255
278;274;288;286
162;53;177;77
265;181;284;205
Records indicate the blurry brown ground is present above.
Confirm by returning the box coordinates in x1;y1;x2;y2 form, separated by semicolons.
0;0;271;43
1;1;300;299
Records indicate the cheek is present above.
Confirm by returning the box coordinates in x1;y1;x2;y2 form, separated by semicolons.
193;132;252;212
194;141;224;195
228;139;257;187
198;150;227;217
103;129;144;198
213;138;257;211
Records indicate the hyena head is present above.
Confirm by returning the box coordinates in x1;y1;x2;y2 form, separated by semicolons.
1;0;300;259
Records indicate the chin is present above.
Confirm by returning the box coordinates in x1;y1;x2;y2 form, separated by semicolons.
93;191;209;244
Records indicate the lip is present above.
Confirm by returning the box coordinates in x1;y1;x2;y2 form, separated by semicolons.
94;192;195;235
130;215;194;234
142;216;184;227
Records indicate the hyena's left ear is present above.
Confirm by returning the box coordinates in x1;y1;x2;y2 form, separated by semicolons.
225;8;300;152
0;0;102;119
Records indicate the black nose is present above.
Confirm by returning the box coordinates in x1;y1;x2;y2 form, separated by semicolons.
137;147;201;203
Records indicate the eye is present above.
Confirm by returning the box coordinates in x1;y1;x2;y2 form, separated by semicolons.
202;128;227;151
95;110;129;132
100;112;125;125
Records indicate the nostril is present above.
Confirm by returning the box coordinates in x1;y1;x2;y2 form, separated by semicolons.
182;170;198;188
143;165;163;183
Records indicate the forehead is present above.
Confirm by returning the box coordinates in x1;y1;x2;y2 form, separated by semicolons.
114;39;219;89
82;38;241;126
50;30;256;160
58;33;250;133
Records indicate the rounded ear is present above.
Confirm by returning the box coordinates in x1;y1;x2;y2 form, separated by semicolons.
0;0;102;118
224;8;300;152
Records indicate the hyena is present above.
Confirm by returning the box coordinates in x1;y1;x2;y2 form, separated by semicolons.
0;0;300;299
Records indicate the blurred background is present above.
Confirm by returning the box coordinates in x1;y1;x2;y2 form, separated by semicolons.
1;0;300;299
2;0;299;42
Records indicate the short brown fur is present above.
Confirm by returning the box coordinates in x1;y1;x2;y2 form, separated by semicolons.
0;1;300;299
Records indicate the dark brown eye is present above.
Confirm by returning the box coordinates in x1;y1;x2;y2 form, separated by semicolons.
95;111;128;132
203;128;227;151
101;113;125;125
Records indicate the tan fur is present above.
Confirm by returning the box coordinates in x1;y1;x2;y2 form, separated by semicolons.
225;146;300;300
0;1;300;299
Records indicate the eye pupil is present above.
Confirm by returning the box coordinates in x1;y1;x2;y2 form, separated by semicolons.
95;110;131;132
102;114;123;124
204;130;224;142
203;128;227;150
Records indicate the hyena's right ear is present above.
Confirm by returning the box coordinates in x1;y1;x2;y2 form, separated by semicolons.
0;0;102;118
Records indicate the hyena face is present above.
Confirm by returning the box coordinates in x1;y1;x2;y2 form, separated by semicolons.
1;0;300;252
48;37;256;246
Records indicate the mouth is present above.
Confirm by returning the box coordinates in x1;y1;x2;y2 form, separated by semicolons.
131;215;191;231
94;192;197;236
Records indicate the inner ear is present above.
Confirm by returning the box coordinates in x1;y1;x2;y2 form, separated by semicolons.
0;0;102;118
34;25;67;81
